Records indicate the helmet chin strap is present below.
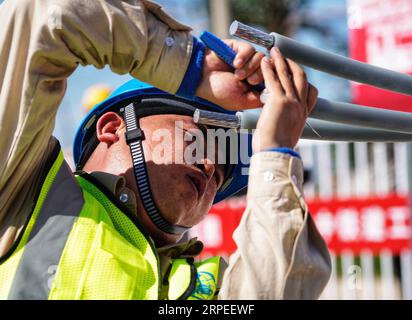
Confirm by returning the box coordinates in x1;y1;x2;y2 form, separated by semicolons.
121;103;190;235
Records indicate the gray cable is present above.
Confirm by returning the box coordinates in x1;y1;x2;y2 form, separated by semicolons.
230;20;412;96
273;32;412;97
311;98;412;134
238;109;412;142
252;83;412;135
303;119;412;142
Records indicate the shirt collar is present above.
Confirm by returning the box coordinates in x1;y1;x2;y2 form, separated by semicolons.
89;171;138;216
89;171;204;274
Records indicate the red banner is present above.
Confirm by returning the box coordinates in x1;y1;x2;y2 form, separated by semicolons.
193;196;412;257
348;0;412;111
309;196;412;254
191;197;246;258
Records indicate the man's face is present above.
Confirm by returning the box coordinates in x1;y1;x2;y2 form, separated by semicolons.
122;114;226;231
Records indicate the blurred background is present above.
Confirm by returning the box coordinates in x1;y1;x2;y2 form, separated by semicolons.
5;0;411;299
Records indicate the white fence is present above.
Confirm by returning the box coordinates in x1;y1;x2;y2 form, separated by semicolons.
298;141;412;300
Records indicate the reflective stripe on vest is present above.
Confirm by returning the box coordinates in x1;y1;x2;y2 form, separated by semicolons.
49;175;160;299
0;150;68;299
0;148;222;300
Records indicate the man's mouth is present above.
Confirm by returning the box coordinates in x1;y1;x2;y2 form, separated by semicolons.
186;171;207;200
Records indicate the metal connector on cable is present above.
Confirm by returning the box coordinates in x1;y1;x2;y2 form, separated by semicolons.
193;109;241;129
229;20;412;97
229;21;275;49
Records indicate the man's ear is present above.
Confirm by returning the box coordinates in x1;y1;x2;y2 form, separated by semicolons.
96;112;124;144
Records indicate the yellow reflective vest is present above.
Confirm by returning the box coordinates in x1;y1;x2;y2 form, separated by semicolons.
0;148;223;300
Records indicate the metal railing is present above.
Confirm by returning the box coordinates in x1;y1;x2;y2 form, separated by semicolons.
298;140;412;300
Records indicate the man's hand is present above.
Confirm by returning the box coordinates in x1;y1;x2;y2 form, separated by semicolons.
195;40;265;111
252;47;318;153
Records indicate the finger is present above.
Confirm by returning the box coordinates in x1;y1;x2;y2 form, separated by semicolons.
235;51;265;80
270;47;295;97
233;42;256;69
307;84;319;115
243;90;264;109
221;77;263;110
286;59;308;103
247;69;263;85
227;79;264;109
261;57;284;95
260;88;270;104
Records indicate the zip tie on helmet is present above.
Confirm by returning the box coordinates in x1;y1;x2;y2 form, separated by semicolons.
121;103;190;235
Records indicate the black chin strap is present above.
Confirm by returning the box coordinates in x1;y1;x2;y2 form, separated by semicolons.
121;103;190;235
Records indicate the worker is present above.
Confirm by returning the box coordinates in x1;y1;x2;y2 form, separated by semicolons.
0;0;331;299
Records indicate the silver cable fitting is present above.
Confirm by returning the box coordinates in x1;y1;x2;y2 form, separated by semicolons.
193;109;241;130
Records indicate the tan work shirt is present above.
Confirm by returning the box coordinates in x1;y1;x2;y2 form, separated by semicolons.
0;0;193;253
220;152;331;299
0;0;331;299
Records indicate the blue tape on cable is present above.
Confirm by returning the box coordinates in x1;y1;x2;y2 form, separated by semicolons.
200;31;265;92
200;31;237;67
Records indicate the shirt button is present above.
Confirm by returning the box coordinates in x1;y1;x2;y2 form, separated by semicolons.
165;37;175;47
263;171;274;182
292;175;298;185
119;193;129;203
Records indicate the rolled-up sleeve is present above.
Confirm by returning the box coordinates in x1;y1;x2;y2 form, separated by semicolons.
0;0;193;223
219;152;331;299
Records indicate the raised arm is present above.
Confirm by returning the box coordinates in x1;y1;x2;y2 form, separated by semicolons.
0;0;196;211
219;48;331;299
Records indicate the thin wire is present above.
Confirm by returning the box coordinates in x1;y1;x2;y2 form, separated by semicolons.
260;88;322;138
305;120;322;138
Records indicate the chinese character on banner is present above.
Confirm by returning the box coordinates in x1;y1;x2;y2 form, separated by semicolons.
348;0;412;111
309;196;412;255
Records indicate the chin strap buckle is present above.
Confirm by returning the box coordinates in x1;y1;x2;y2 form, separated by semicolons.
125;128;144;145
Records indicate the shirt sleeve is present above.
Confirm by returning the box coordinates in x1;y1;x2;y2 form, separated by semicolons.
0;0;194;223
219;151;332;299
176;36;206;99
264;147;302;159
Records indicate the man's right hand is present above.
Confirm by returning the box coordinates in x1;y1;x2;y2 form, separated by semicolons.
252;47;318;153
196;39;265;111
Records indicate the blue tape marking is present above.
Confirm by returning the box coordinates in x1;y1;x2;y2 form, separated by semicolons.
200;31;237;67
200;31;265;92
